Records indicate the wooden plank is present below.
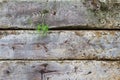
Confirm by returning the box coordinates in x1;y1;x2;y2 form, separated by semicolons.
0;61;119;80
0;30;120;60
0;0;119;29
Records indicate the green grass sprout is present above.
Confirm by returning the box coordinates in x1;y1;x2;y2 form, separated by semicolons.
37;24;49;36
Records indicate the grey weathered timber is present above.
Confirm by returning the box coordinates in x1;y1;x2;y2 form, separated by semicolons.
0;61;119;80
0;30;120;60
0;0;119;29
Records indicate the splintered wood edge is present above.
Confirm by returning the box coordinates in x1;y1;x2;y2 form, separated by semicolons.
0;30;120;60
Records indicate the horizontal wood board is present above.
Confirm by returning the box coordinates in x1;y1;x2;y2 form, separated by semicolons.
0;61;119;80
0;30;120;60
0;0;119;29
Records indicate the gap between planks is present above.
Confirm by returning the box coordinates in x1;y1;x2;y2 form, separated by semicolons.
0;59;119;61
0;26;120;31
0;29;120;31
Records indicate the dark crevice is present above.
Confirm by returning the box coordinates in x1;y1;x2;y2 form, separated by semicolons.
0;27;34;30
0;59;119;61
49;25;120;30
0;25;120;31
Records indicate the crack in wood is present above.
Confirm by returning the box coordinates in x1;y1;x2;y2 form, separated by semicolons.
0;25;120;30
0;59;119;61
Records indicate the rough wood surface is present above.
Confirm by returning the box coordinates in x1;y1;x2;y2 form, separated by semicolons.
0;30;120;60
0;61;119;80
0;0;119;29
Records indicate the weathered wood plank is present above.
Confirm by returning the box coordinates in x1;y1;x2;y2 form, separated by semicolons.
0;61;119;80
0;30;120;59
0;0;119;29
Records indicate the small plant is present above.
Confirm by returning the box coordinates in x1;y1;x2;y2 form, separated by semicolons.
37;9;49;36
37;23;48;36
36;2;49;36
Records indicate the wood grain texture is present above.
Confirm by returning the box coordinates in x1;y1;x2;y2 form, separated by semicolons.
0;30;120;60
0;0;119;29
0;61;119;80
